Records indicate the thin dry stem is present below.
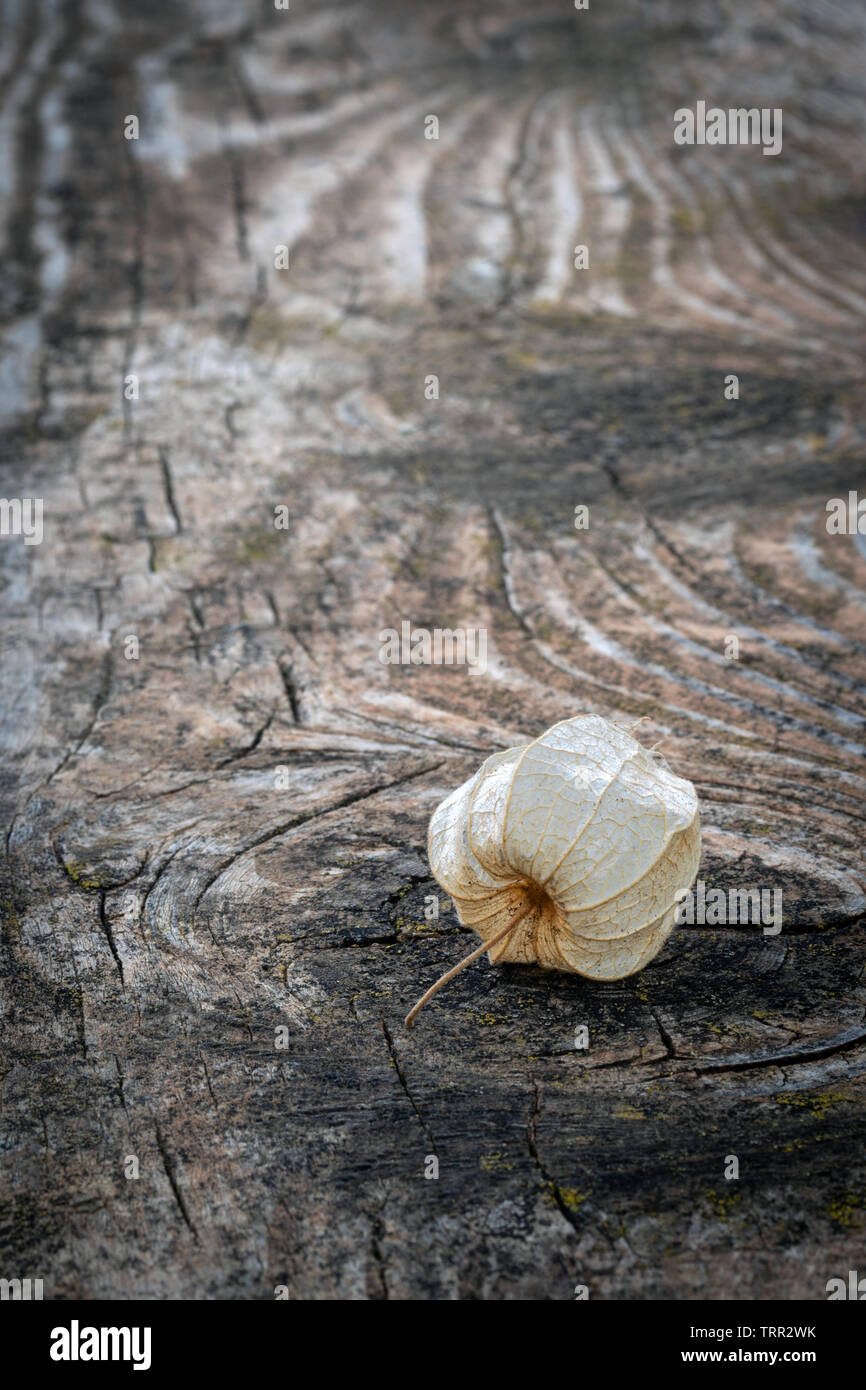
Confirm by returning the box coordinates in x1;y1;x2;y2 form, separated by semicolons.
405;901;533;1028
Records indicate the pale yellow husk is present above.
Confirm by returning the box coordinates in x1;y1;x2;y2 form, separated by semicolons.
428;714;701;980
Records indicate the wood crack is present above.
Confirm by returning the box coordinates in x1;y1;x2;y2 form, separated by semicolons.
98;889;126;990
526;1078;584;1238
154;1121;198;1238
191;760;445;922
381;1017;438;1154
696;1023;866;1075
159;448;183;533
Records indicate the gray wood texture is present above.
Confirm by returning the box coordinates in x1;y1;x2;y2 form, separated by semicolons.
1;0;865;1299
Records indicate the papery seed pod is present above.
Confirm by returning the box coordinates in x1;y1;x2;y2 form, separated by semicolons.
406;714;700;1026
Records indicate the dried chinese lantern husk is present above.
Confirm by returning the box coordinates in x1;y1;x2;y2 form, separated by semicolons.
427;715;701;982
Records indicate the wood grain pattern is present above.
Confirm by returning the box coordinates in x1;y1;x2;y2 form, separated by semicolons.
1;0;865;1299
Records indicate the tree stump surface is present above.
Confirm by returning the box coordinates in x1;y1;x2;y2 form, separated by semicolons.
1;0;865;1299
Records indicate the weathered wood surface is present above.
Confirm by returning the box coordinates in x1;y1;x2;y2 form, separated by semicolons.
1;0;865;1300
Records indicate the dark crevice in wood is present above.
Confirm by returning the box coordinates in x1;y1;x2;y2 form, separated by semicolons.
159;448;183;533
199;1053;219;1110
368;1205;390;1300
526;1078;584;1238
97;890;125;991
154;1121;198;1238
190;759;446;923
648;1004;676;1059
216;710;275;767
381;1016;438;1154
114;1056;128;1115
696;1023;866;1075
277;661;302;723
